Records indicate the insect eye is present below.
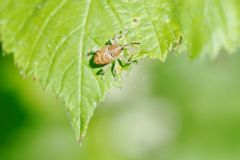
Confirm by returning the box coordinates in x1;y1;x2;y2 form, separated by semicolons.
105;40;112;45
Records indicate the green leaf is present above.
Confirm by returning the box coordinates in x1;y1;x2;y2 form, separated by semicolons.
0;0;239;142
173;0;240;58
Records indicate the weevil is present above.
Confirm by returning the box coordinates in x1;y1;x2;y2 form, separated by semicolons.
88;31;140;77
94;42;140;65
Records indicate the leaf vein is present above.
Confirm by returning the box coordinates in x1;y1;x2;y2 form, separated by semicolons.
42;24;84;87
143;3;163;58
78;0;92;137
26;0;69;72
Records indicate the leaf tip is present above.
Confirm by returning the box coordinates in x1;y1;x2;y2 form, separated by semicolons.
77;134;85;146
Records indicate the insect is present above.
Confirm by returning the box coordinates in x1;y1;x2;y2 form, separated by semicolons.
88;31;140;77
93;41;140;65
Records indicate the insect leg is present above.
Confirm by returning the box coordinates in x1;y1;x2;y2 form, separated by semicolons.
87;51;96;56
96;69;104;75
117;58;131;71
111;60;123;78
87;47;100;56
96;64;109;76
105;40;112;45
111;60;117;77
117;55;138;72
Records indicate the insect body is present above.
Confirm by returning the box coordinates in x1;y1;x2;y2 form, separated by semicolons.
88;30;140;77
94;44;123;65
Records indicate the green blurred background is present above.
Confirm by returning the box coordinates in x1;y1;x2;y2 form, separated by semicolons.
1;44;240;160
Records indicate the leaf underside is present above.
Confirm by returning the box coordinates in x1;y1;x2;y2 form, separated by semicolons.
0;0;239;142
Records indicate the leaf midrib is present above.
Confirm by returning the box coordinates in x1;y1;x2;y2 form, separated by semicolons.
78;0;92;141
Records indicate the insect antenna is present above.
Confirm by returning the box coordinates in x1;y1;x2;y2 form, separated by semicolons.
122;42;140;49
123;42;140;47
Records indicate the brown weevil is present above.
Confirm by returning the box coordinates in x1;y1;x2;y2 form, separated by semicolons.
88;31;140;77
94;42;140;65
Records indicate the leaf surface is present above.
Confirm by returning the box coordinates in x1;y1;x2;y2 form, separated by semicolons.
0;0;239;142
